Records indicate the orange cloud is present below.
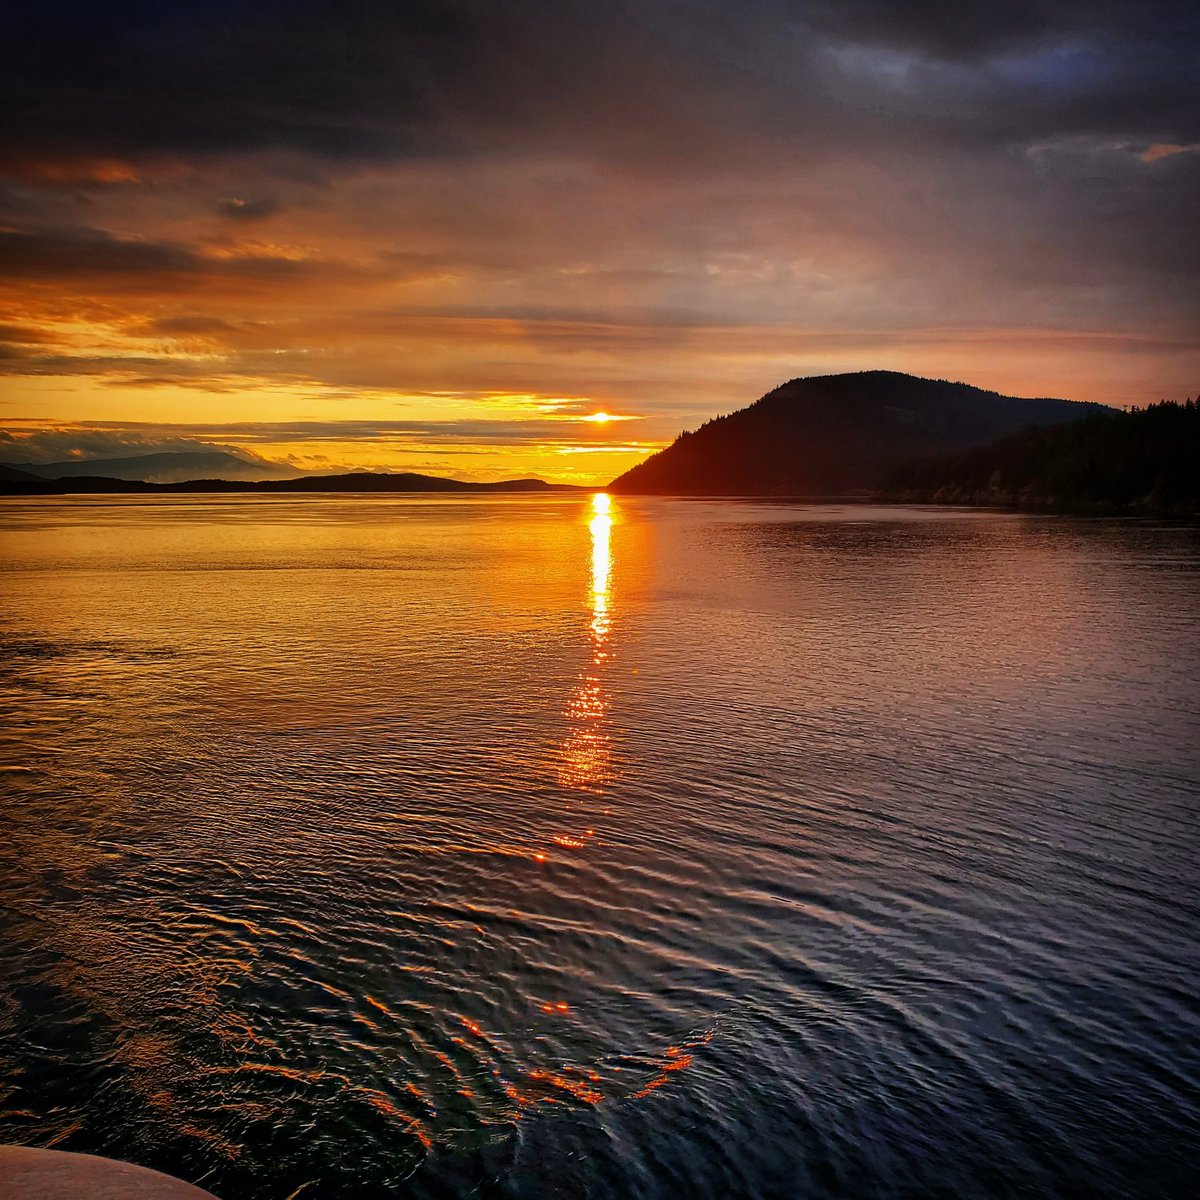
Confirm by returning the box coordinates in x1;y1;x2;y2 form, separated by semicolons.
1140;142;1198;163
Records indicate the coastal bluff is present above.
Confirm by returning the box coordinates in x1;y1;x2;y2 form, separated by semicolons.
609;370;1105;497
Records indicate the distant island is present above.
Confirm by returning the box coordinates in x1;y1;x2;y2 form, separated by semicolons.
0;465;578;496
608;371;1107;498
884;399;1199;515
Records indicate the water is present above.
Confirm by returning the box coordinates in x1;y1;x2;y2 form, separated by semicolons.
1;495;1198;1199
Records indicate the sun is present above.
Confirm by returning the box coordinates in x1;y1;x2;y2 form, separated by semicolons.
582;411;614;424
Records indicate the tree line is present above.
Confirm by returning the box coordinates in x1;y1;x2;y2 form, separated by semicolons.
884;399;1200;515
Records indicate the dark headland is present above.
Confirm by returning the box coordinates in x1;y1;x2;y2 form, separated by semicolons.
608;370;1108;499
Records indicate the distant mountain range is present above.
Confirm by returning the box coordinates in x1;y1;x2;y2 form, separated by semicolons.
0;463;42;483
0;450;576;493
609;371;1108;496
0;469;576;495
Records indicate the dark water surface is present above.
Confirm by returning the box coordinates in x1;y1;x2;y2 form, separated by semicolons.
1;495;1198;1199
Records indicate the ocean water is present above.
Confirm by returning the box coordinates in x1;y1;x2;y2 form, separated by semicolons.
0;494;1197;1199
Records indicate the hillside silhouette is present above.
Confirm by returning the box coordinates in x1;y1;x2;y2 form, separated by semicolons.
0;463;41;483
608;371;1105;496
885;400;1199;514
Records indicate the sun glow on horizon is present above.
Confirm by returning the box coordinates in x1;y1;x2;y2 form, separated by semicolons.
580;412;639;425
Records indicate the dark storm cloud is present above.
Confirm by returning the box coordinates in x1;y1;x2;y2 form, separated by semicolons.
2;1;1195;167
1;0;454;161
798;0;1198;59
1;0;1196;435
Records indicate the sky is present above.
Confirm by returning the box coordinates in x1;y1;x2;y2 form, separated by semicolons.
1;0;1197;483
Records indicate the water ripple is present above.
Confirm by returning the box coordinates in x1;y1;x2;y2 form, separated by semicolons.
1;497;1198;1198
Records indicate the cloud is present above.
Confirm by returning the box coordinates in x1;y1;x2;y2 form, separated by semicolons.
0;426;254;465
0;227;200;278
0;412;665;483
1140;141;1199;162
0;321;58;345
0;226;360;284
798;0;1199;60
0;0;1195;482
149;316;239;336
1;415;648;451
217;196;281;221
3;2;1195;168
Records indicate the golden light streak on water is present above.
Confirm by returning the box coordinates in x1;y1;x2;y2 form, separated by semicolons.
558;493;615;792
590;493;612;645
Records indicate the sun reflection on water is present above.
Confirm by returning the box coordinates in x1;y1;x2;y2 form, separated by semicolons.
558;493;615;793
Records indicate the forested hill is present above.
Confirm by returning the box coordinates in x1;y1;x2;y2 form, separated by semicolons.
884;400;1199;515
608;371;1104;496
